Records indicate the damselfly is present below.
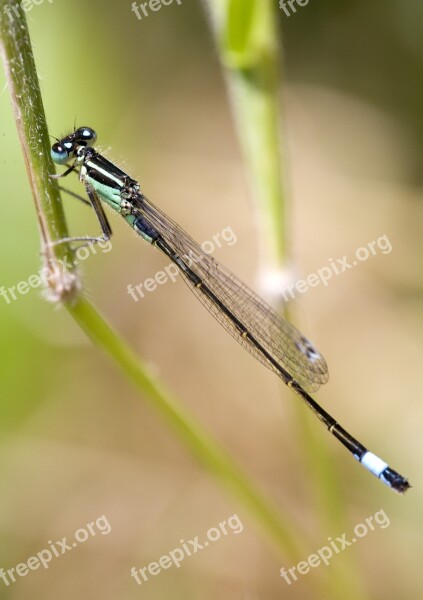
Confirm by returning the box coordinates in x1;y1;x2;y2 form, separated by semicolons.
50;126;410;493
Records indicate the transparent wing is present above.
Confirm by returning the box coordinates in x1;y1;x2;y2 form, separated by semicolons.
135;194;329;393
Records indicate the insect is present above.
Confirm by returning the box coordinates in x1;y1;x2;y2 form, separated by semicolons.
50;126;410;493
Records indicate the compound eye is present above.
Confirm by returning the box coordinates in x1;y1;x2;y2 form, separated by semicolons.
51;142;70;165
75;127;96;146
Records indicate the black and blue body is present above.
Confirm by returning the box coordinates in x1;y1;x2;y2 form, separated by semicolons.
50;127;410;493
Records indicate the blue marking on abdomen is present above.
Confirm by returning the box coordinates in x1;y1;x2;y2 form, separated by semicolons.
133;217;158;243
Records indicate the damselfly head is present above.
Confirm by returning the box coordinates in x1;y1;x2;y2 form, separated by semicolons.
51;127;97;164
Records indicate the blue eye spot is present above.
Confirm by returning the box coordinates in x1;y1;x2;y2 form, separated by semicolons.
51;143;69;165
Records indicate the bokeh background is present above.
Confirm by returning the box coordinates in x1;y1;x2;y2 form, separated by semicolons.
0;0;422;598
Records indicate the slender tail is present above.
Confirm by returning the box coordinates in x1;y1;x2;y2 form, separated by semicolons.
288;380;410;493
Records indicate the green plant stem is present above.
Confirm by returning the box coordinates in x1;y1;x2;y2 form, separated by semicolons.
0;2;330;581
205;2;367;599
206;0;287;274
0;0;79;302
68;297;309;562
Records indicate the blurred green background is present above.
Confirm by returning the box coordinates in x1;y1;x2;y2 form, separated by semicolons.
0;0;422;598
